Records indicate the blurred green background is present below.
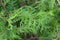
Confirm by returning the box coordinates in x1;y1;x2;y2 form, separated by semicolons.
0;0;60;40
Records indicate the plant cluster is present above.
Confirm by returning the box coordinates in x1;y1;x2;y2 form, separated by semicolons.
0;0;60;40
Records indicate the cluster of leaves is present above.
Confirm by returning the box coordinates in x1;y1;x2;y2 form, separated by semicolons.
0;0;60;40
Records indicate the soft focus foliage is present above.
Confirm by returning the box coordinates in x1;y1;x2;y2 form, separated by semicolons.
0;0;60;40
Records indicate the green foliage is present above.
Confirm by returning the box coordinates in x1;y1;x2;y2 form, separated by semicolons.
0;0;60;40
